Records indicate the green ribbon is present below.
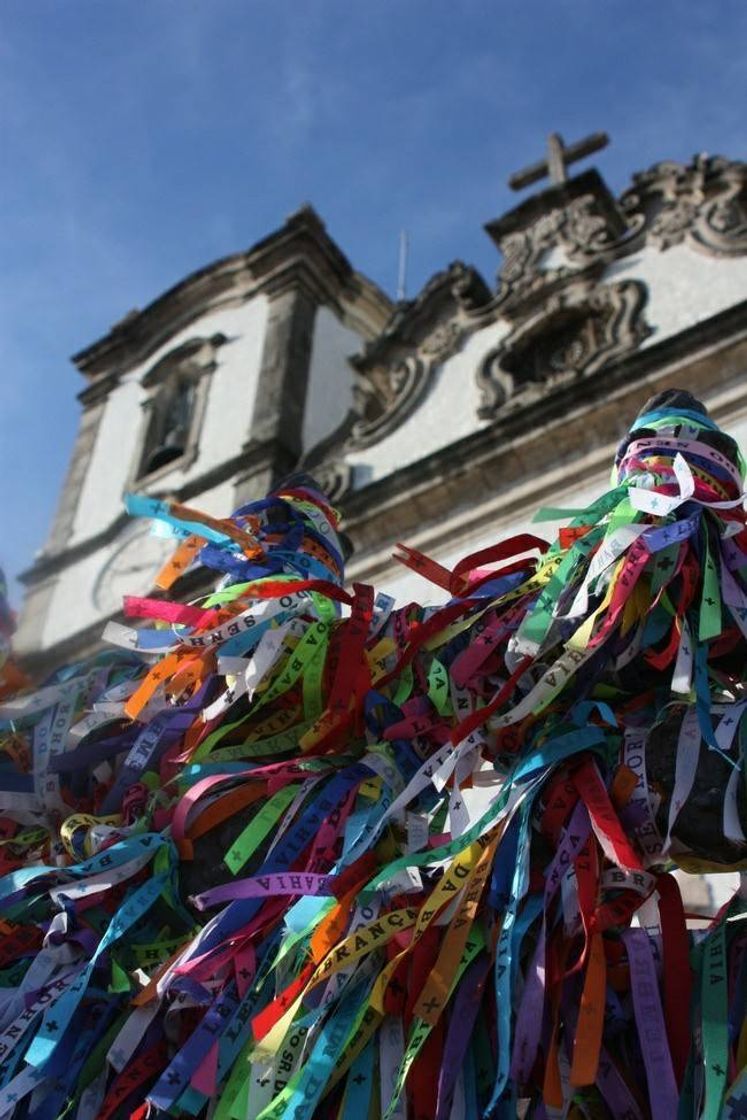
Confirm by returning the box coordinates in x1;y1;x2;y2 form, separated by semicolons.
223;783;302;875
516;525;603;652
393;663;414;707
699;536;722;641
533;486;628;527
253;622;330;713
209;723;313;763
427;658;451;716
303;628;328;721
382;925;486;1119
701;921;729;1120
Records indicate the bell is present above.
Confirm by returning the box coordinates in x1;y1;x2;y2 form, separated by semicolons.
144;431;185;474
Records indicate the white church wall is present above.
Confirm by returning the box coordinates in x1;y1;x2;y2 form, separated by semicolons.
42;546;115;649
302;307;362;453
193;478;238;518
70;377;143;546
69;296;269;547
41;477;240;651
345;319;511;484
606;244;747;346
726;411;747;453
150;295;269;493
182;297;268;486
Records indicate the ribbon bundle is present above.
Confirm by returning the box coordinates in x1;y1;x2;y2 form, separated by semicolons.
0;391;744;1119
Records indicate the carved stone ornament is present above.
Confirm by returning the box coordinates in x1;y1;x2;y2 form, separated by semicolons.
301;261;474;475
347;355;428;451
139;333;228;389
302;327;465;500
476;278;651;418
358;262;476;365
307;461;352;505
620;155;747;257
419;321;466;362
300;355;433;501
476;179;645;323
499;195;614;282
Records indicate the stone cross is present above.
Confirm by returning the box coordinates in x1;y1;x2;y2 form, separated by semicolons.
508;131;609;191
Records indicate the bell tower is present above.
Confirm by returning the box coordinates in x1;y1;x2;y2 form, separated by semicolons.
15;207;391;676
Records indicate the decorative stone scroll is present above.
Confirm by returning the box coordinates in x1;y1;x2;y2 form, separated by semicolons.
621;154;747;258
307;460;353;504
476;279;651;418
346;356;428;451
302;353;437;500
497;193;639;303
302;265;477;494
472;173;645;328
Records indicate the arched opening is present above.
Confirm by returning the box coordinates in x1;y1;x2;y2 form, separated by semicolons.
141;378;196;475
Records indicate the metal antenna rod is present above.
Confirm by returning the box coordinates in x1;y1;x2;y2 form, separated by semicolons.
397;230;409;301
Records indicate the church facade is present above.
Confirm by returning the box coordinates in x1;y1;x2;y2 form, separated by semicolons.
15;145;747;686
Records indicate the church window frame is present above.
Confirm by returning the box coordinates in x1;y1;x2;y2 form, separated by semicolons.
129;333;227;488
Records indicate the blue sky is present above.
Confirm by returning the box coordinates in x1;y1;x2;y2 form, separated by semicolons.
1;0;745;607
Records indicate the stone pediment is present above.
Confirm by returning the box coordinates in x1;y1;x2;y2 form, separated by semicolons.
303;153;747;501
346;264;475;451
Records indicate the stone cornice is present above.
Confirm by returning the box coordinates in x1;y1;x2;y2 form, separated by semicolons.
19;509;133;586
485;169;627;247
72;206;392;385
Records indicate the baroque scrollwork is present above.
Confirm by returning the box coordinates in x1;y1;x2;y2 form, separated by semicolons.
303;153;744;498
302;300;467;494
308;461;353;504
301;354;435;498
476;279;651;418
621;155;747;257
419;321;465;362
480;193;643;321
347;356;429;451
562;194;645;260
